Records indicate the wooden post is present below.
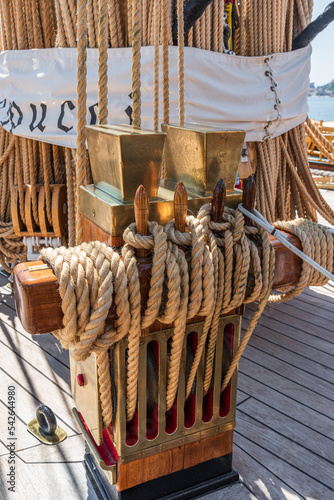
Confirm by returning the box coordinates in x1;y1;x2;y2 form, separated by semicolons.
211;178;226;224
134;185;150;258
174;181;188;232
242;175;256;227
236;176;256;315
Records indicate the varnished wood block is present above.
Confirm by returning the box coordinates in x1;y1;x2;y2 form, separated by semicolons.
82;215;121;247
238;143;257;180
116;430;234;491
14;261;63;335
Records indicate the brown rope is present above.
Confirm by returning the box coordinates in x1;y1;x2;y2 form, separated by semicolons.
153;0;160;132
76;0;88;245
131;0;142;127
177;0;185;126
162;0;169;124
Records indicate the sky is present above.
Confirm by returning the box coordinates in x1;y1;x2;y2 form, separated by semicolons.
309;0;334;86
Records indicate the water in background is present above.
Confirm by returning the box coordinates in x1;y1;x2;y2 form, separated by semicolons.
308;96;334;122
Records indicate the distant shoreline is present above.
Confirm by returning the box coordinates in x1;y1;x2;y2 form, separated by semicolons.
309;92;334;97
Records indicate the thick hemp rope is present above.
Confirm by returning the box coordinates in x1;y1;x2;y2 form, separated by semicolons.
197;203;275;392
41;242;131;428
40;206;333;427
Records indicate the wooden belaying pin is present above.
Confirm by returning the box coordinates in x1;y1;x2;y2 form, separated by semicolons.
174;181;188;232
237;175;256;316
242;175;256;227
211;178;226;223
134;185;150;258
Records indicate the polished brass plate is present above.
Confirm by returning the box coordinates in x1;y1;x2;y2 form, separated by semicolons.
86;124;166;203
27;419;67;445
80;183;242;237
112;316;241;464
72;408;117;481
162;123;245;195
69;347;103;445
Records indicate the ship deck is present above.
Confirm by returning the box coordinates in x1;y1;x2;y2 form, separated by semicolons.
1;190;334;500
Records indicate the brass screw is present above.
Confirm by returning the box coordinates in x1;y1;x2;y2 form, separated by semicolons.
92;209;96;217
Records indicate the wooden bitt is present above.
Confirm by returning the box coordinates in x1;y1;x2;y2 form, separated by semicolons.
174;181;187;232
211;178;226;223
236;176;256;315
134;185;150;258
242;175;256;227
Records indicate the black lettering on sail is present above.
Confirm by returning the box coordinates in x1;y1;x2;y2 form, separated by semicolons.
58;100;75;133
0;99;9;126
125;93;133;125
88;103;98;125
30;103;47;132
9;102;23;133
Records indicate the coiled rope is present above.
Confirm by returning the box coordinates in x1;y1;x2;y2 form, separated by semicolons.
40;205;334;428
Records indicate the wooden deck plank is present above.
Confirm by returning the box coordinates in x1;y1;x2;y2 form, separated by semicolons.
267;300;334;332
238;356;334;420
246;303;334;345
246;323;334;371
0;343;77;437
243;345;334;403
238;397;334;466
243;306;334;355
0;277;16;310
243;332;334;385
0;369;77;454
291;294;334;321
0;315;71;394
234;429;333;500
0;300;69;369
237;390;251;407
233;442;304;500
0;456;100;500
236;412;334;496
200;481;258;499
16;434;86;463
304;285;334;301
237;370;334;440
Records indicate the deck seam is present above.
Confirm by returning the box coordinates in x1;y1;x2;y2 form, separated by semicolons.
242;333;334;381
237;406;334;467
243;327;334;366
238;365;334;419
234;442;308;500
0;339;72;397
242;351;334;403
0;303;70;370
235;385;334;441
0;367;79;435
234;429;334;493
